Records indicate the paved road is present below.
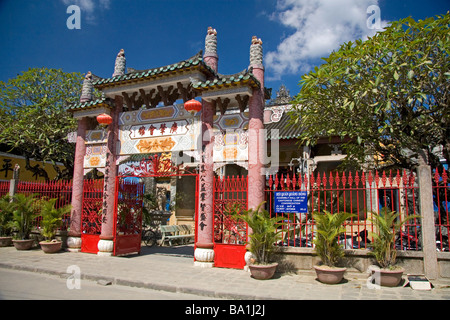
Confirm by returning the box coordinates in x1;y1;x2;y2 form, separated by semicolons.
0;268;216;300
1;245;450;300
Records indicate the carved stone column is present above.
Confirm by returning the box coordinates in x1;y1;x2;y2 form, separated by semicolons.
194;27;218;267
247;36;265;211
98;96;122;256
67;117;87;252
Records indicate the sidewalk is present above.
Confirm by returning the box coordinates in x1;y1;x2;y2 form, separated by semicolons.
0;244;449;300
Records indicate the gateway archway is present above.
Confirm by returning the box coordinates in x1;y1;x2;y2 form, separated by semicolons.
67;27;268;266
113;154;198;256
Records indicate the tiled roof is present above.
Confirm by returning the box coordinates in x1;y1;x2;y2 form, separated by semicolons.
265;112;304;140
68;51;272;111
66;97;113;112
192;68;272;99
192;68;260;90
93;51;215;89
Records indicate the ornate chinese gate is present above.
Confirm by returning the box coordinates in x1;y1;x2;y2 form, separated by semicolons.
213;175;248;269
113;178;144;255
115;154;198;255
81;179;104;253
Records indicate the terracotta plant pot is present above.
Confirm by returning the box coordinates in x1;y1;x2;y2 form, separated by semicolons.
371;267;404;287
314;265;347;284
39;240;62;254
249;263;278;280
12;239;35;250
0;236;13;247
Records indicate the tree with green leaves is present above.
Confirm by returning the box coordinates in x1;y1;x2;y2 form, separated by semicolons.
0;68;83;180
290;14;449;170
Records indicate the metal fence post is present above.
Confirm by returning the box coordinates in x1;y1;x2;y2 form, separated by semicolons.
8;164;20;198
417;163;439;279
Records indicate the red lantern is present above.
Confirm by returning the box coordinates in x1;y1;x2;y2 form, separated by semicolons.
184;99;202;115
97;113;113;126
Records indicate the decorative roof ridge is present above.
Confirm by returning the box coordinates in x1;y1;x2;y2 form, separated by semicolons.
192;66;262;90
216;68;252;80
66;96;113;112
93;50;215;87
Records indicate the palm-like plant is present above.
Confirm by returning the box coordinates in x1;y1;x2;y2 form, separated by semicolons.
39;198;71;241
313;211;355;267
8;193;39;240
0;195;14;237
233;202;285;265
369;209;418;269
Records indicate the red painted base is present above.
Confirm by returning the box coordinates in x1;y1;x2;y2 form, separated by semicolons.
214;244;246;269
114;234;141;256
81;234;100;254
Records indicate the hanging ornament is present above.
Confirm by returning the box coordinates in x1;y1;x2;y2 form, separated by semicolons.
184;99;202;115
97;113;113;126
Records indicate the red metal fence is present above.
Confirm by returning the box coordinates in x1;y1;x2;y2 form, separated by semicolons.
266;170;423;251
0;181;10;197
15;180;73;230
2;167;447;254
433;169;449;252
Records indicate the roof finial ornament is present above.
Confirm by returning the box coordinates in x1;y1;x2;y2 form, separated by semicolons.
249;36;263;69
112;49;126;77
80;71;93;103
204;26;218;58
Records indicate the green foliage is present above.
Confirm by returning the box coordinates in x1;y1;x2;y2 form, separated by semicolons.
0;68;84;180
290;14;450;170
0;195;14;236
232;202;285;265
141;187;175;227
7;194;39;240
369;209;418;269
313;211;355;267
39;198;71;241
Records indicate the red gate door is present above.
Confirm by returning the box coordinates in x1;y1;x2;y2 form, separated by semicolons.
113;177;144;256
213;176;248;269
81;179;104;253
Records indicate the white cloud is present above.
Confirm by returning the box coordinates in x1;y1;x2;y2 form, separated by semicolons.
61;0;110;24
266;0;388;80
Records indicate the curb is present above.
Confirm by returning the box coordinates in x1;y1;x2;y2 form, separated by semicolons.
0;263;262;300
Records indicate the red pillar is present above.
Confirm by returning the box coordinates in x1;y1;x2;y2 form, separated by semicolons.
67;117;87;252
98;96;122;256
194;27;218;267
247;37;265;211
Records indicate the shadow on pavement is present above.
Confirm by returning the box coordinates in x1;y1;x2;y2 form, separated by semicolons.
139;243;194;258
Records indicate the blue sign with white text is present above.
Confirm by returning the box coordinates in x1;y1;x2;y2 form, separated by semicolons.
274;191;308;213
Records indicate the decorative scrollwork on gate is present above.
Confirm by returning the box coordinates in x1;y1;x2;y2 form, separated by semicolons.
213;176;248;245
119;153;197;177
116;178;144;235
81;179;104;235
214;201;248;244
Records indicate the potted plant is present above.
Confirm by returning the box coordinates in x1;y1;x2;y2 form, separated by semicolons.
9;193;39;250
368;209;417;287
39;198;71;253
232;202;285;280
0;195;14;247
313;210;355;284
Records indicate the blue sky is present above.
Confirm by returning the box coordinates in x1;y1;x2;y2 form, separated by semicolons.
0;0;448;100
